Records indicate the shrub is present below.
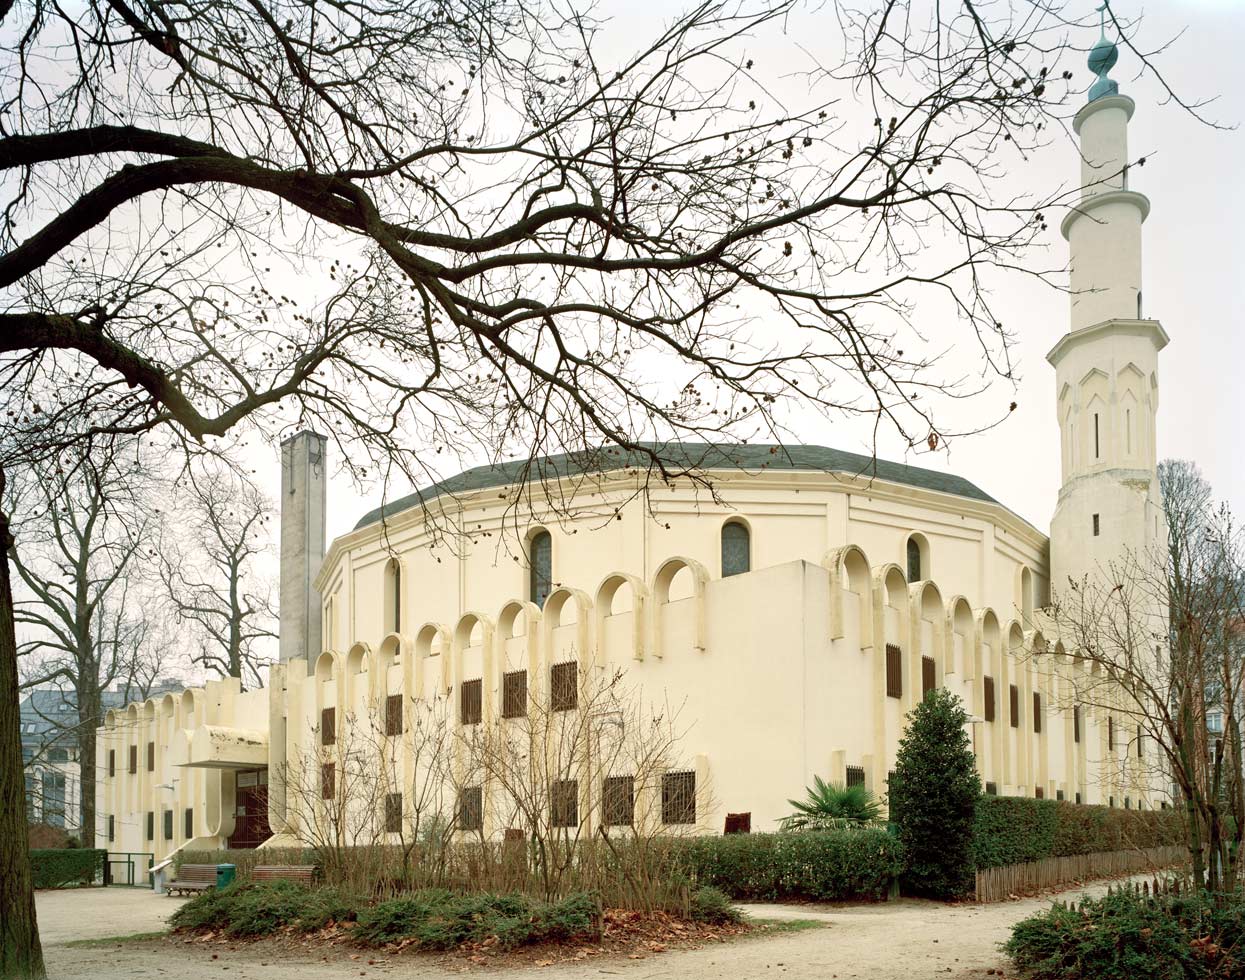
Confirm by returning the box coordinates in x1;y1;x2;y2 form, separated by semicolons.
29;849;106;889
889;689;981;899
171;881;315;937
780;777;883;831
689;886;742;924
973;797;1186;870
680;828;904;902
1004;886;1245;980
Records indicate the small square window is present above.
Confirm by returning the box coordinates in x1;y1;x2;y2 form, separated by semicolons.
985;782;998;796
845;766;866;789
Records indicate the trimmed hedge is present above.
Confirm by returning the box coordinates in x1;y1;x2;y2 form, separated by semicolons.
973;798;1185;870
30;848;106;889
680;828;904;902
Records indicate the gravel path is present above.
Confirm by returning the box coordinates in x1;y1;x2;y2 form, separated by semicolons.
38;879;1126;980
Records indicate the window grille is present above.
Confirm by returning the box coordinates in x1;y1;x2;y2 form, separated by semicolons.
321;707;336;745
163;810;174;841
385;793;403;833
458;786;483;832
1056;790;1065;802
321;763;335;800
551;661;578;712
502;671;528;719
885;644;902;699
551;779;579;828
662;771;696;825
385;694;403;736
602;776;635;826
921;656;936;697
845;766;866;789
460;679;482;725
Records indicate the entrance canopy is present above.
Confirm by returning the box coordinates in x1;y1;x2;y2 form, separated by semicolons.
170;725;269;770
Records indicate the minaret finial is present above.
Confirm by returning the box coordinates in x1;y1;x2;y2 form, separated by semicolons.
1087;2;1120;102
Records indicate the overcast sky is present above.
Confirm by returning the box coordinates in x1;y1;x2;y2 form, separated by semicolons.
287;0;1244;544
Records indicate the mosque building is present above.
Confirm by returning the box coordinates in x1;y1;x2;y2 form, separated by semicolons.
97;35;1170;862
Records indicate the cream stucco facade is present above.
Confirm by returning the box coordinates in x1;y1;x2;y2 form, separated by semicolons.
97;62;1171;866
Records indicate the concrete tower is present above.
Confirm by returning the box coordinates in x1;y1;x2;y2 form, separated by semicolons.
279;430;327;663
1047;30;1169;594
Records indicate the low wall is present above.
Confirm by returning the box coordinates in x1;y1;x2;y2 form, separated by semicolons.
974;844;1187;903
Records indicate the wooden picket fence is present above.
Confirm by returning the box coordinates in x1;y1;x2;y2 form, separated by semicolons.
974;845;1187;903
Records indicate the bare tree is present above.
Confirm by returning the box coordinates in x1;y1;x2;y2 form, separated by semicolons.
160;469;277;688
6;447;162;850
1048;463;1245;894
0;0;1208;971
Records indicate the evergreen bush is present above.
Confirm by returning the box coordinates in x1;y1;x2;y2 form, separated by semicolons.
1005;886;1245;980
888;688;981;899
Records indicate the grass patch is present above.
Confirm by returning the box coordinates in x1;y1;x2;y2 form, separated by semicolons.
748;918;828;933
63;931;167;948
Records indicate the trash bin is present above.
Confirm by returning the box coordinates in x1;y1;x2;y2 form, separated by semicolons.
215;863;237;888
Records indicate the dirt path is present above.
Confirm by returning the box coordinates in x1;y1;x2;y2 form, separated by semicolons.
38;879;1125;980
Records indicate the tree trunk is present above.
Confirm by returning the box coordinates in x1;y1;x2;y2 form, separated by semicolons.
0;467;47;979
77;679;100;849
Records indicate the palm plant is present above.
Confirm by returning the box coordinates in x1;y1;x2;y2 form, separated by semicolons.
780;776;883;831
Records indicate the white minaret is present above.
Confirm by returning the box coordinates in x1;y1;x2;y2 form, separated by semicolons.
1047;28;1169;594
279;430;328;663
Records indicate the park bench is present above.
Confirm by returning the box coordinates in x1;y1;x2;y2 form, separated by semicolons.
165;864;218;896
252;865;318;886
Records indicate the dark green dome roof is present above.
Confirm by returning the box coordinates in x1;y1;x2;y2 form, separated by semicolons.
353;442;1005;530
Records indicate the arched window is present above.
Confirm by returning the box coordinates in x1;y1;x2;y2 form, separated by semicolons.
384;559;401;633
906;537;922;582
529;530;553;607
721;521;750;577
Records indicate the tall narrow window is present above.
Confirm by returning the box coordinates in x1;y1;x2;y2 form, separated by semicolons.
502;671;528;719
128;745;137;774
721;521;751;577
1126;408;1132;454
1108;715;1115;751
1092;513;1100;536
662;771;696;825
1033;692;1042;734
1093;412;1100;458
385;793;403;833
551;661;578;711
384;694;403;736
906;537;922;582
1009;684;1020;728
458;786;483;832
529;530;552;607
885;644;902;699
922;656;936;698
163;810;174;841
1074;705;1082;744
321;707;336;745
107;815;115;842
384;558;401;634
185;807;194;839
551;779;579;828
146;811;154;841
147;741;155;772
321;763;336;800
460;679;482;725
602;776;635;827
108;749;115;778
984;676;996;723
